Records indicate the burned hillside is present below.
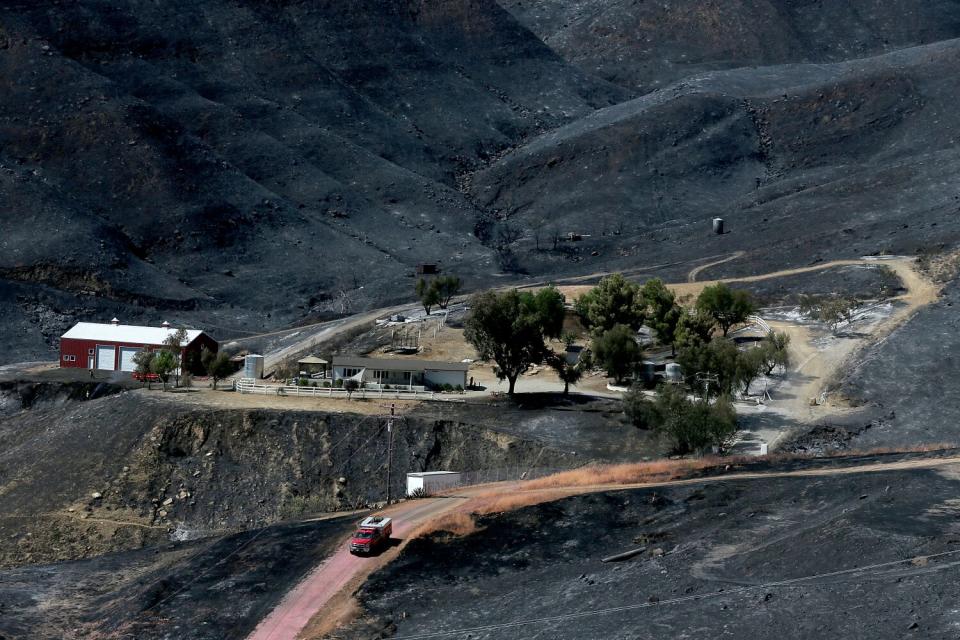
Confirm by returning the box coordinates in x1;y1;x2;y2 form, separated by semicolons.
3;1;960;362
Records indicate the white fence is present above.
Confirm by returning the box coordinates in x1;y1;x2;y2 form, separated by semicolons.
747;314;772;335
234;378;465;402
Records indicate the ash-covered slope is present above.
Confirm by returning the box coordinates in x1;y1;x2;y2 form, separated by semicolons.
5;0;960;364
471;38;960;278
0;385;576;567
0;0;625;361
500;0;960;91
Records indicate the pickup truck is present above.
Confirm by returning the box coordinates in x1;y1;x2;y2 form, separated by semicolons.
349;516;393;555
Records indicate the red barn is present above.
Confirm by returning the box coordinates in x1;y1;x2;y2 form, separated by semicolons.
59;319;218;375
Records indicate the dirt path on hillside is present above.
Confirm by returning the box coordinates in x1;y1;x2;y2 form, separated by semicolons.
687;250;746;282
252;453;960;640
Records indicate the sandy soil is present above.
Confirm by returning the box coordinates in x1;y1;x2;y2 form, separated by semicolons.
150;386;422;416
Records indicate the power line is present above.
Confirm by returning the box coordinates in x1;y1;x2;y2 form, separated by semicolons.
391;548;960;639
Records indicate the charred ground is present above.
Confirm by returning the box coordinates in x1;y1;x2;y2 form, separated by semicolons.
4;1;960;362
345;463;960;640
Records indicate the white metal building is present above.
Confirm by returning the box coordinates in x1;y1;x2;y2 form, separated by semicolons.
406;471;462;496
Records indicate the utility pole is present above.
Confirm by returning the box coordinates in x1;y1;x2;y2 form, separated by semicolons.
385;403;395;506
695;372;719;401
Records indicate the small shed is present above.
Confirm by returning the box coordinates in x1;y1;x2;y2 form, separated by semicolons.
416;263;440;275
406;471;462;496
297;355;329;377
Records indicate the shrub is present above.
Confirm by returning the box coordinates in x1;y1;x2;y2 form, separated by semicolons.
455;384;464;393
408;487;432;499
653;385;738;454
623;386;659;430
442;383;454;392
334;378;344;388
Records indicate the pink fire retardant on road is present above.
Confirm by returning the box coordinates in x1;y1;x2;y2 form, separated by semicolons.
247;499;455;640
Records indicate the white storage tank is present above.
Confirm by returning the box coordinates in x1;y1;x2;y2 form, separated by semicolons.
406;471;462;496
665;363;683;383
244;354;264;379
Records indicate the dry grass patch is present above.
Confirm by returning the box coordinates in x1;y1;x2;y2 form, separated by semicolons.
412;511;479;539
412;444;960;541
522;458;731;490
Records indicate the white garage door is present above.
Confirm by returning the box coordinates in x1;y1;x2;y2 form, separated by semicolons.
119;347;140;372
96;345;116;371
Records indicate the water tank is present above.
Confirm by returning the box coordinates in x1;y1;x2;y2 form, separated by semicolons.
712;218;724;234
665;363;683;383
244;354;264;379
639;361;656;384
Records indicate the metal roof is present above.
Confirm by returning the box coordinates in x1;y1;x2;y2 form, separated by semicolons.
61;322;206;346
407;471;461;477
297;356;329;364
331;355;469;372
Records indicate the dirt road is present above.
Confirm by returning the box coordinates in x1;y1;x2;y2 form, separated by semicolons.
247;453;960;640
246;495;470;640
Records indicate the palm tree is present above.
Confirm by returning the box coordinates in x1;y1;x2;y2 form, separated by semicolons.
549;353;583;395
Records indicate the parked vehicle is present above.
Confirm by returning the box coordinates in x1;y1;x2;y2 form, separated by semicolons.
349;516;393;555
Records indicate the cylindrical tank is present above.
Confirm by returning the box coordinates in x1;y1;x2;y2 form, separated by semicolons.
665;363;683;383
712;217;724;234
244;354;264;379
639;361;656;384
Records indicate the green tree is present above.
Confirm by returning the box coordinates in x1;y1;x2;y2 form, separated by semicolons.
800;295;861;334
416;278;441;315
132;349;156;389
575;273;645;334
530;286;566;340
623;386;658;430
735;346;768;396
653;385;737;454
673;308;716;353
548;352;583;395
593;324;641;384
678;336;741;396
463;288;566;394
758;331;791;375
641;279;683;354
201;347;234;390
343;378;360;399
163;327;189;387
695;284;755;336
433;275;462;309
151;350;177;391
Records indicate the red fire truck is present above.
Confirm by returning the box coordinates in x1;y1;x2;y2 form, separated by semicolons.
349;516;393;555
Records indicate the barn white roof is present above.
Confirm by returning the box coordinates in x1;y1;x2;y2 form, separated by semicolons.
61;322;205;346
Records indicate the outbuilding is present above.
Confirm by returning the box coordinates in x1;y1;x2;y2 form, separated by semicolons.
406;471;462;496
59;319;217;374
297;355;329;377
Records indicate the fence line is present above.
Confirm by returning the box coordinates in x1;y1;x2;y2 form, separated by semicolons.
747;314;772;335
234;378;466;403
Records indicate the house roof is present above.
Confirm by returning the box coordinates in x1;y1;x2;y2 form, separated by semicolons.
331;355;469;372
61;322;207;347
297;356;329;365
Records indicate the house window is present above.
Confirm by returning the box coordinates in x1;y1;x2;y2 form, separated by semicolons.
373;370;387;381
342;367;362;378
63;355;76;362
88;348;95;355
